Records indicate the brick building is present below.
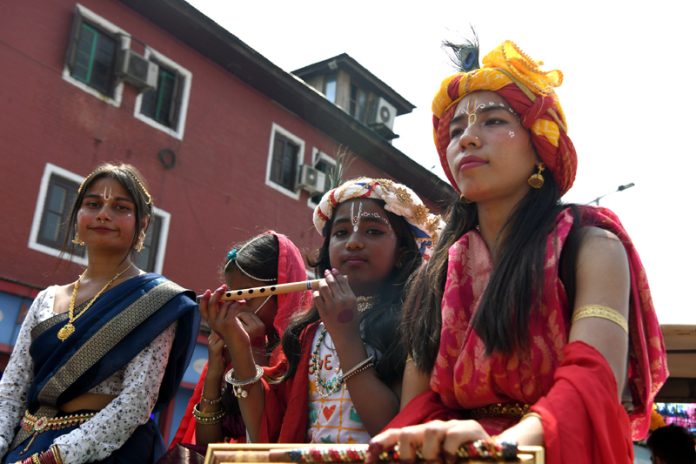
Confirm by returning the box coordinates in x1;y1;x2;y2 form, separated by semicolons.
0;0;454;441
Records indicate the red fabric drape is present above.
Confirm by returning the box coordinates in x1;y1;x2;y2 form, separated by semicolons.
169;231;311;448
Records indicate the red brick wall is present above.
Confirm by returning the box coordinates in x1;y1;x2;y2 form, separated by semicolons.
0;0;433;295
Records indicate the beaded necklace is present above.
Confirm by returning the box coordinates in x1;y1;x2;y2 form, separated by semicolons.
310;297;378;397
310;325;343;398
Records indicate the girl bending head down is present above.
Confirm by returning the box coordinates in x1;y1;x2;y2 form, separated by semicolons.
176;231;310;451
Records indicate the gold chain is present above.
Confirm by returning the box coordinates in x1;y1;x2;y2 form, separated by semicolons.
57;264;133;341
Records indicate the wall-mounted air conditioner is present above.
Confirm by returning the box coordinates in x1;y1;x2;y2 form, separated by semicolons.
116;49;158;90
369;97;397;130
296;164;328;195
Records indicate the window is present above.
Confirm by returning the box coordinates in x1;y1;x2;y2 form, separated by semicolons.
135;48;192;140
324;74;337;103
29;164;87;264
37;175;83;256
68;22;117;96
63;5;129;105
307;150;336;207
266;124;304;199
350;84;368;123
133;210;170;273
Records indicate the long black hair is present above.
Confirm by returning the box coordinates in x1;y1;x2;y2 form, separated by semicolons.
280;199;421;387
401;174;581;373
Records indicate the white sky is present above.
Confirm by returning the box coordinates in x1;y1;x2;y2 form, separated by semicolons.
186;0;695;324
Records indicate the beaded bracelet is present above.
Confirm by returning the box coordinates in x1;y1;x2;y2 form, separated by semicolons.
200;395;222;407
192;403;225;425
341;356;375;383
224;365;264;399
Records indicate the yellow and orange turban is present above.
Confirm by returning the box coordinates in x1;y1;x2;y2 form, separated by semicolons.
432;40;577;195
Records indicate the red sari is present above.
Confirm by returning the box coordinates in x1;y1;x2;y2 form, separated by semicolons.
170;231;312;447
388;207;667;463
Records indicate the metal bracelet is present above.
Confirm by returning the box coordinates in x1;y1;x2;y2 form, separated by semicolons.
224;364;264;399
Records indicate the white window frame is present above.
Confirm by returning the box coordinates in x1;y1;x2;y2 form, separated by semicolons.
307;148;336;209
61;4;129;107
265;123;305;200
28;163;170;273
134;47;192;140
148;207;170;274
28;163;87;265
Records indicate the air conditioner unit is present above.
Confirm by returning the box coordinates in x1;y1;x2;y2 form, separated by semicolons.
116;49;158;90
296;164;328;195
370;97;397;130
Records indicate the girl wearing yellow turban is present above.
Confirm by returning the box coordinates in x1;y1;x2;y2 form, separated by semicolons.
367;40;667;464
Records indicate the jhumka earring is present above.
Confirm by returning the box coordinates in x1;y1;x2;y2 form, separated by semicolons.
527;163;546;189
134;230;146;252
72;232;85;246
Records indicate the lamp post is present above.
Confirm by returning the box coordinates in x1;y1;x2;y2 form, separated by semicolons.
588;183;635;206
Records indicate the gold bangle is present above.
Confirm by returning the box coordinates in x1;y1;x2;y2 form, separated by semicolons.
572;304;628;333
192;403;225;425
50;445;64;464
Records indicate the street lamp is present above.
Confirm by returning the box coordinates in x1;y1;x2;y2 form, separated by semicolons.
588;183;635;206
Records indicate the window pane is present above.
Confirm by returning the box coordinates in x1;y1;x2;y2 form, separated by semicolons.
70;22;116;96
91;35;116;94
324;75;336;103
39;213;61;243
133;215;162;272
140;67;177;128
46;184;67;213
270;134;298;191
37;175;82;256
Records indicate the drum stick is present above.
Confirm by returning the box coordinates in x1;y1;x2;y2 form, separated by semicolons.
219;279;323;301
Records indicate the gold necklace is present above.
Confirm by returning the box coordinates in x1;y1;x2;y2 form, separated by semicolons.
57;264;133;342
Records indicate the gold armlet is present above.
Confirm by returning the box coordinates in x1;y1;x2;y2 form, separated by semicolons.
572;304;628;333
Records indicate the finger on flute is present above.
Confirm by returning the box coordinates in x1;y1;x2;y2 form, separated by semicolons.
217;279;324;301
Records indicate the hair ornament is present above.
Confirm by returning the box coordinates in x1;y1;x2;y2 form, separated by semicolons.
226;236;276;283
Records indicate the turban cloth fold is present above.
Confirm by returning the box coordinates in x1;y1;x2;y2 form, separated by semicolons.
432;40;577;195
313;177;444;259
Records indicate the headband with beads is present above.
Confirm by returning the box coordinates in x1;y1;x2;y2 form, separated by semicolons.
78;169;153;205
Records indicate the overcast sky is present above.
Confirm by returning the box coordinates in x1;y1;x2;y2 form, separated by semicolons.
187;0;695;324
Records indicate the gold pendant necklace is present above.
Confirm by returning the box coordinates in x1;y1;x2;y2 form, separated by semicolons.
57;264;133;342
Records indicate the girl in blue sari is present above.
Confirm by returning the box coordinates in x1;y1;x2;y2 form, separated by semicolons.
0;163;199;464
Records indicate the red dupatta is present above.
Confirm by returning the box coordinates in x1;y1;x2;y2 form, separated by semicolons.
170;231;312;447
389;206;667;463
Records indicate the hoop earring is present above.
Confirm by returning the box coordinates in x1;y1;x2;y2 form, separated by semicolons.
134;230;146;252
72;232;85;246
459;194;473;204
527;163;545;189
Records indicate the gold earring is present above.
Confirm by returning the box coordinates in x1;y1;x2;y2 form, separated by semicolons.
459;194;474;204
72;232;85;246
134;230;146;252
528;163;545;189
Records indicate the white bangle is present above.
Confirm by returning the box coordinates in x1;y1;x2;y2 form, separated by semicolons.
224;365;264;398
341;355;375;382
